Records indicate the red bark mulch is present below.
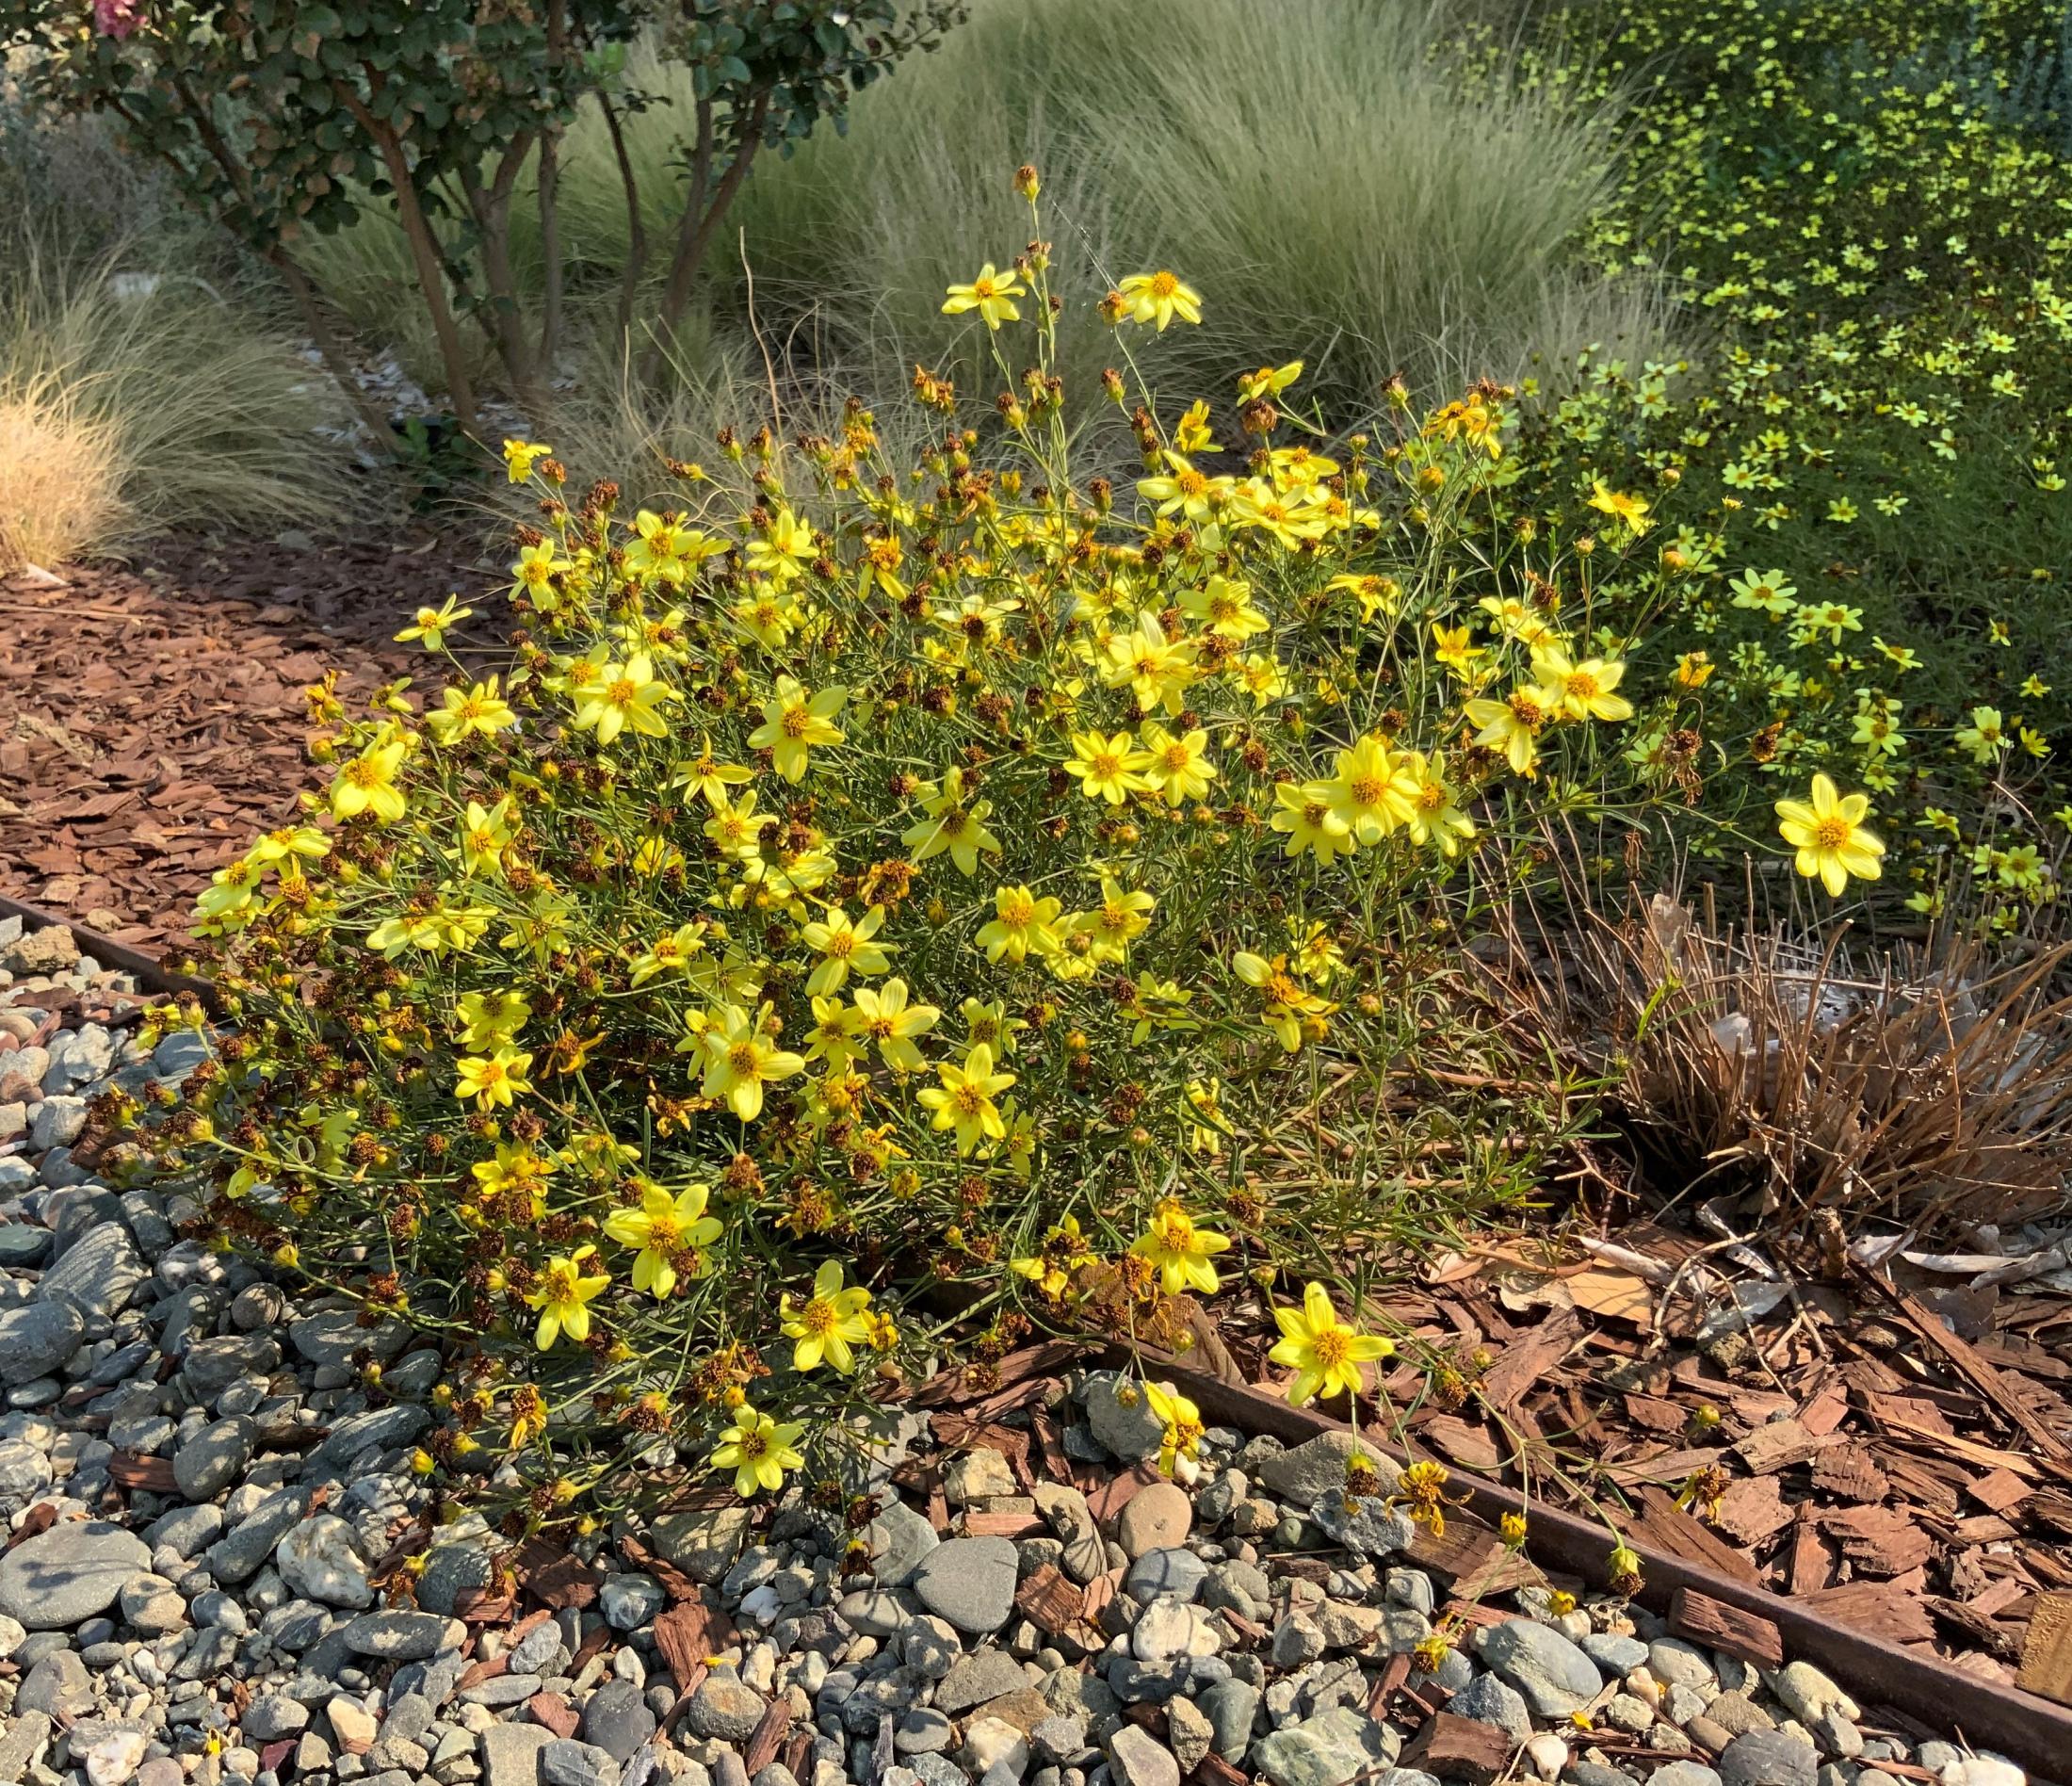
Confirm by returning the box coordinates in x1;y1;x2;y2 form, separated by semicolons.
0;531;501;953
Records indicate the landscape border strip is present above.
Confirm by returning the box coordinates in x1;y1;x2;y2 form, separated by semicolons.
1087;1341;2072;1781
0;891;221;1011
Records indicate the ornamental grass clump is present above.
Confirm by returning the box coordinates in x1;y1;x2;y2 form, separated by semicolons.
130;189;1671;1532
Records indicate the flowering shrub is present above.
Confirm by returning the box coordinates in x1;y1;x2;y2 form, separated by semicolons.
131;194;1677;1530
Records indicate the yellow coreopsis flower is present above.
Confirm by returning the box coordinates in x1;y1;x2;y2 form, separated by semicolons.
454;796;516;878
942;264;1026;330
1324;735;1419;844
1774;772;1885;897
1269;1281;1395;1405
503;438;554;483
917;1042;1015;1156
701;1005;804;1121
331;739;409;823
1100;611;1197;714
1179;575;1269;641
748;676;848;782
456;988;530;1050
703;789;772;863
1130;1197;1231;1296
1077;877;1155;963
850;979;940;1074
1464;689;1548;777
976;884;1063;964
901;767;1003;876
782;1260;875;1373
1531;642;1634;723
1270;782;1356;863
573;653;677;746
526;1246;608;1350
1403;754;1475;856
395;594;475;649
427;674;516;745
1431;623;1486;678
712;1404;805;1497
672;736;754;807
603;1182;722;1298
1139;723;1217;806
801;905;895;996
1585;479;1652;536
454;1047;533;1110
1064;729;1153;805
1116;270;1203;332
1141;1381;1204;1476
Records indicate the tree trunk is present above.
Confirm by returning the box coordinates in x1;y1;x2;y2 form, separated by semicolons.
639;90;768;387
536;128;564;387
598;89;649;340
339;85;481;434
461;134;542;413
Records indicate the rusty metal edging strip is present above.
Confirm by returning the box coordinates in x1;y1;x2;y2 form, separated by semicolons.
1083;1340;2072;1780
0;890;221;1012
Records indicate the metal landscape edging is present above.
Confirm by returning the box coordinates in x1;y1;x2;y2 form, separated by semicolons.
0;890;221;1011
1088;1340;2072;1781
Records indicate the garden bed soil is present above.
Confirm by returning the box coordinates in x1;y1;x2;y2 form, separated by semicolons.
0;533;501;953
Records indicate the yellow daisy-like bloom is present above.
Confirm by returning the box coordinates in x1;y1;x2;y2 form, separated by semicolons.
700;1005;805;1122
503;438;554;483
526;1245;608;1350
427;674;516;745
572;652;677;746
850;979;941;1074
801;904;895;996
1464;689;1548;777
602;1182;722;1299
1141;1380;1205;1476
1325;735;1419;844
781;1260;874;1373
395;593;475;649
1585;479;1652;536
712;1404;806;1498
331;739;409;823
917;1042;1016;1156
456;988;529;1050
1064;729;1154;805
1139;723;1217;806
1012;1214;1091;1299
454;1047;532;1110
976;884;1062;964
1116;270;1204;332
1530;642;1634;723
901;767;1002;876
748;676;848;782
941;263;1026;330
1129;1197;1231;1297
1269;1281;1395;1406
1271;782;1356;863
1774;772;1885;897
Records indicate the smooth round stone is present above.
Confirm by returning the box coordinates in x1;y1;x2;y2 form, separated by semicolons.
1125;1549;1207;1604
0;1520;152;1630
1117;1483;1192;1559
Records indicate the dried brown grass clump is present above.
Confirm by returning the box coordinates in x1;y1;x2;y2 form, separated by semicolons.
1513;891;2072;1236
0;374;121;575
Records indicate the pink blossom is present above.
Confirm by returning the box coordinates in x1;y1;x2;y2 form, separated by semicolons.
92;0;145;38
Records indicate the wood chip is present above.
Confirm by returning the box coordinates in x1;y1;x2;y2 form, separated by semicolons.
1669;1587;1784;1668
1734;1419;1825;1475
1400;1713;1512;1786
2015;1593;2072;1708
1967;1468;2033;1515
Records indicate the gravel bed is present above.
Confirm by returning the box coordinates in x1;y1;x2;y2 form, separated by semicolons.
0;917;2044;1786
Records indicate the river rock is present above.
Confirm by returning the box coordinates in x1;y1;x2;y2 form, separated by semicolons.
0;1520;151;1629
